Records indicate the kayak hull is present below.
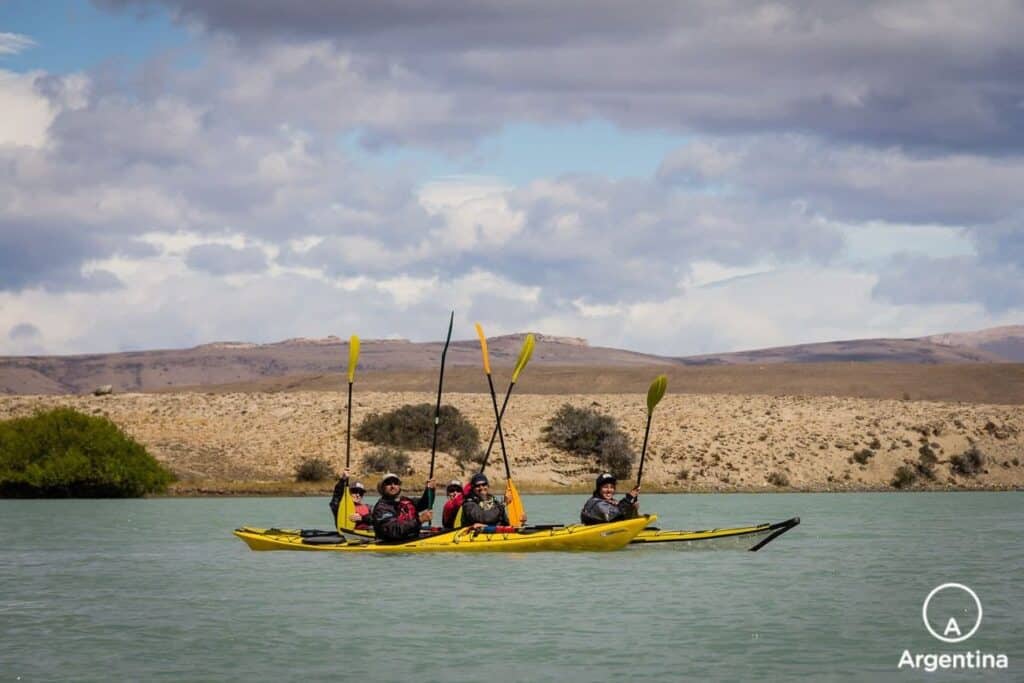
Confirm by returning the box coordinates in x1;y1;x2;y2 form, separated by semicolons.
630;517;800;551
234;514;653;553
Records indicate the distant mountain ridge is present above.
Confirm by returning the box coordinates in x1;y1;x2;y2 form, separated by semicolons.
0;325;1020;395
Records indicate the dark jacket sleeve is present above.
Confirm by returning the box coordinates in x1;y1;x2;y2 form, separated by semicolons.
415;488;433;512
328;476;349;519
372;499;421;542
617;493;638;519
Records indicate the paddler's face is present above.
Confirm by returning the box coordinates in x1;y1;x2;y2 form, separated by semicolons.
600;483;616;501
383;480;401;496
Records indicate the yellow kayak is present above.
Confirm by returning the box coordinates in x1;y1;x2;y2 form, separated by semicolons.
234;514;654;553
630;517;800;551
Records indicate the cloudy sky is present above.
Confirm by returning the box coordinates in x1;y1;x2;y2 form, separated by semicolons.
1;1;1022;357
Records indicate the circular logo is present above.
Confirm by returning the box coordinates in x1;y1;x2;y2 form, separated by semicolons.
922;583;983;643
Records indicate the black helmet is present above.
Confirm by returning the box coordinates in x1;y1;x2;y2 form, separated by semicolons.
594;472;617;495
469;473;489;489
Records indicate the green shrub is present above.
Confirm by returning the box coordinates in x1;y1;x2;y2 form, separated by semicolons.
541;404;635;479
0;408;174;497
766;471;790;487
891;465;917;489
356;404;479;459
950;445;985;477
852;449;874;465
295;457;335;482
363;447;411;474
915;446;938;480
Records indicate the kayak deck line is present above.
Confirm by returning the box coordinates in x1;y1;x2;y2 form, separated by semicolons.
630;516;801;551
233;514;654;553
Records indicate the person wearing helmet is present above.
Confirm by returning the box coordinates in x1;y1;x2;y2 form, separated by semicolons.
371;472;435;543
580;473;639;525
347;479;372;530
328;468;371;529
441;479;467;530
460;473;509;529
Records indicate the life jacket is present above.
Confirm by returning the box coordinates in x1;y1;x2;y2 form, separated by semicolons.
353;502;372;530
442;492;464;529
371;495;425;542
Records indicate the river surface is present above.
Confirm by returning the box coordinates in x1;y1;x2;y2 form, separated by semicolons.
1;492;1021;682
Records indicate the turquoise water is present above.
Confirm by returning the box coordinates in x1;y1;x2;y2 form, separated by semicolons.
1;493;1020;682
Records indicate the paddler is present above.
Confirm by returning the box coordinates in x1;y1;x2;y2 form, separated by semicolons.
371;472;434;543
460;473;509;529
329;468;371;529
580;473;639;525
441;479;467;530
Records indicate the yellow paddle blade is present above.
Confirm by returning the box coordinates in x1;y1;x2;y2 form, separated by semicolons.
335;487;357;533
647;374;668;414
505;478;526;527
510;334;535;382
453;506;463;528
347;335;360;383
474;323;492;375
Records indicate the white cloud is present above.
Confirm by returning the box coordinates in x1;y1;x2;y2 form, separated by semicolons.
0;69;55;148
0;32;35;56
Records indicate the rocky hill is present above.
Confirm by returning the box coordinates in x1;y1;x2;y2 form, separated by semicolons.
1;325;1021;396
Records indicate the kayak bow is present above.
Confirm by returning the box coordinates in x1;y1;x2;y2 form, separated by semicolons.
630;517;800;551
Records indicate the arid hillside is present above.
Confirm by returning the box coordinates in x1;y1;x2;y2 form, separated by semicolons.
2;390;1020;494
3;324;1022;395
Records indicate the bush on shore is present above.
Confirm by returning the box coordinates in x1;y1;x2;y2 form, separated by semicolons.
541;404;635;479
355;403;480;460
0;408;174;497
891;465;917;489
294;457;335;482
950;445;985;477
363;447;411;474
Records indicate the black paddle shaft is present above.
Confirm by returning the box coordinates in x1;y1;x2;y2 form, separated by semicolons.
480;381;514;473
486;374;511;479
636;412;653;488
428;312;455;485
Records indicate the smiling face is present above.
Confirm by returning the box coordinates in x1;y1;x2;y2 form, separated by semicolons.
599;482;616;501
383;480;401;496
473;482;489;499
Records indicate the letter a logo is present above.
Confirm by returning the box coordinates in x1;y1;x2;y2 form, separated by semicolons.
922;583;983;644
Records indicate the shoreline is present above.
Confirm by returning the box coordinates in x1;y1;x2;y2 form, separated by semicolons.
158;479;1023;497
3;389;1022;495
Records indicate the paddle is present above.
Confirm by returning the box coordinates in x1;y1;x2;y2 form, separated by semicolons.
426;312;455;514
635;374;668;488
335;335;361;534
474;323;525;527
479;334;536;474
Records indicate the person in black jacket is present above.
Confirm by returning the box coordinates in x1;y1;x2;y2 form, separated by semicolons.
371;473;434;543
580;473;639;525
460;473;509;529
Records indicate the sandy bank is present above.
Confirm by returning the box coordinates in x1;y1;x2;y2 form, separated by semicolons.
1;391;1021;494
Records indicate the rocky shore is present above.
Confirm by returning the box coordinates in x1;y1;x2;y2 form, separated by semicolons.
1;391;1021;494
